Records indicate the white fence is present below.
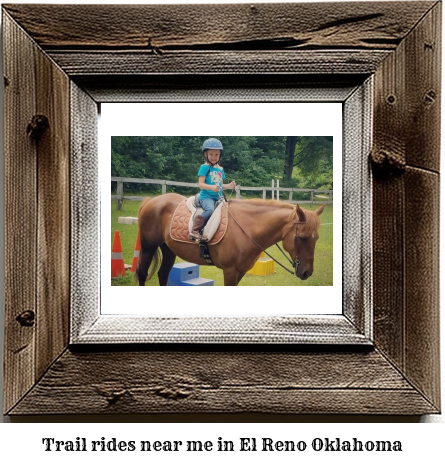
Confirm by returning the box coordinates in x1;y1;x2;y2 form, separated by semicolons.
111;177;333;211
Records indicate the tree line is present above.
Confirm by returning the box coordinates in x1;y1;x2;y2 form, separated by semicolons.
111;136;333;191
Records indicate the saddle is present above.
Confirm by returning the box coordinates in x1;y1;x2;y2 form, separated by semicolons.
170;195;229;245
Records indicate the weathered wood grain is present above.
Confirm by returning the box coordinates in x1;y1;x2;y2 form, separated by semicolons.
2;2;435;50
8;349;438;415
372;38;406;368
371;3;441;413
3;10;71;413
3;2;433;80
404;2;441;172
47;50;390;76
371;1;440;174
34;36;71;382
372;176;405;369
404;168;440;408
3;12;38;414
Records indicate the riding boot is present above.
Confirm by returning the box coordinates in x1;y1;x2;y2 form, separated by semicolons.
189;215;207;241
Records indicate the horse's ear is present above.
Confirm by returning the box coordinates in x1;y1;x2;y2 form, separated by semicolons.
315;204;326;216
295;204;306;223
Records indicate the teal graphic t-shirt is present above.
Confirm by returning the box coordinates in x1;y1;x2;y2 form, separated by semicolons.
198;164;225;200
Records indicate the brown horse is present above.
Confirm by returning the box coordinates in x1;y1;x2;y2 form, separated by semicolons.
136;193;325;286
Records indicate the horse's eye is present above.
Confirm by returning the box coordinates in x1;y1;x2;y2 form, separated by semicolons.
298;236;308;242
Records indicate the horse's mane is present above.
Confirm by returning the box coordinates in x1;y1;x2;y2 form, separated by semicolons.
229;198;294;209
243;198;294;209
299;209;321;235
229;198;321;233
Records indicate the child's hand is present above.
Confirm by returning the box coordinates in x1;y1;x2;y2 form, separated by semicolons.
213;185;220;193
228;181;236;189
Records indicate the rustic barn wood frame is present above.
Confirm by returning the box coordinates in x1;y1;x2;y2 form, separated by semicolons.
2;2;441;415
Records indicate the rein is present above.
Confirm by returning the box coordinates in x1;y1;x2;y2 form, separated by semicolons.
226;205;304;276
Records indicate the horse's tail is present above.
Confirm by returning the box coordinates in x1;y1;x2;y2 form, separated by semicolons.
147;248;161;282
135;197;164;285
134;246;162;284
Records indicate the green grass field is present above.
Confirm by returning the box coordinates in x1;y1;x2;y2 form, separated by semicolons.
111;198;333;287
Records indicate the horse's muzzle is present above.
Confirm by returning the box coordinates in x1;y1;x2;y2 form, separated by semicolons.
300;270;312;280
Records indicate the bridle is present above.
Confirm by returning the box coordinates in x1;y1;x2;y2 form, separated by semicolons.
277;218;306;276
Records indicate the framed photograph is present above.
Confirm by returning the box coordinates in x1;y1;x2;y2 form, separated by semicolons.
101;104;343;308
3;2;440;415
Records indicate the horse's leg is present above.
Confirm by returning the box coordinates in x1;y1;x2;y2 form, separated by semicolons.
136;246;157;286
158;243;176;286
223;267;240;286
236;272;246;285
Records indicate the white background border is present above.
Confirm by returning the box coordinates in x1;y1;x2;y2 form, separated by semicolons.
100;102;342;316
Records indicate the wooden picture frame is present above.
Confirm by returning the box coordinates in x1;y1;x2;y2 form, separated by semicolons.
2;2;441;415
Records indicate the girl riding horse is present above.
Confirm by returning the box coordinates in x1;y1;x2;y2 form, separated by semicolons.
189;138;236;241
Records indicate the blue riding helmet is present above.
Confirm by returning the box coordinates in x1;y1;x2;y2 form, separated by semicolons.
202;138;223;166
202;138;223;152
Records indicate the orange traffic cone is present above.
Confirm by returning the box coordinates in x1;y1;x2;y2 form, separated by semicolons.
131;230;141;273
111;231;126;277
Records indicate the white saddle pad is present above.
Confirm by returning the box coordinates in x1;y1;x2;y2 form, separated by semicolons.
186;196;224;242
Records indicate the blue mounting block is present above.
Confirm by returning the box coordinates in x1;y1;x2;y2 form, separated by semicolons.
167;262;214;286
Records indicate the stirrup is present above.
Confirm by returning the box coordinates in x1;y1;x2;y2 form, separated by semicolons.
189;232;202;242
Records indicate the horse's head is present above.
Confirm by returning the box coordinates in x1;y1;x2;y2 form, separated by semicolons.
282;204;325;280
